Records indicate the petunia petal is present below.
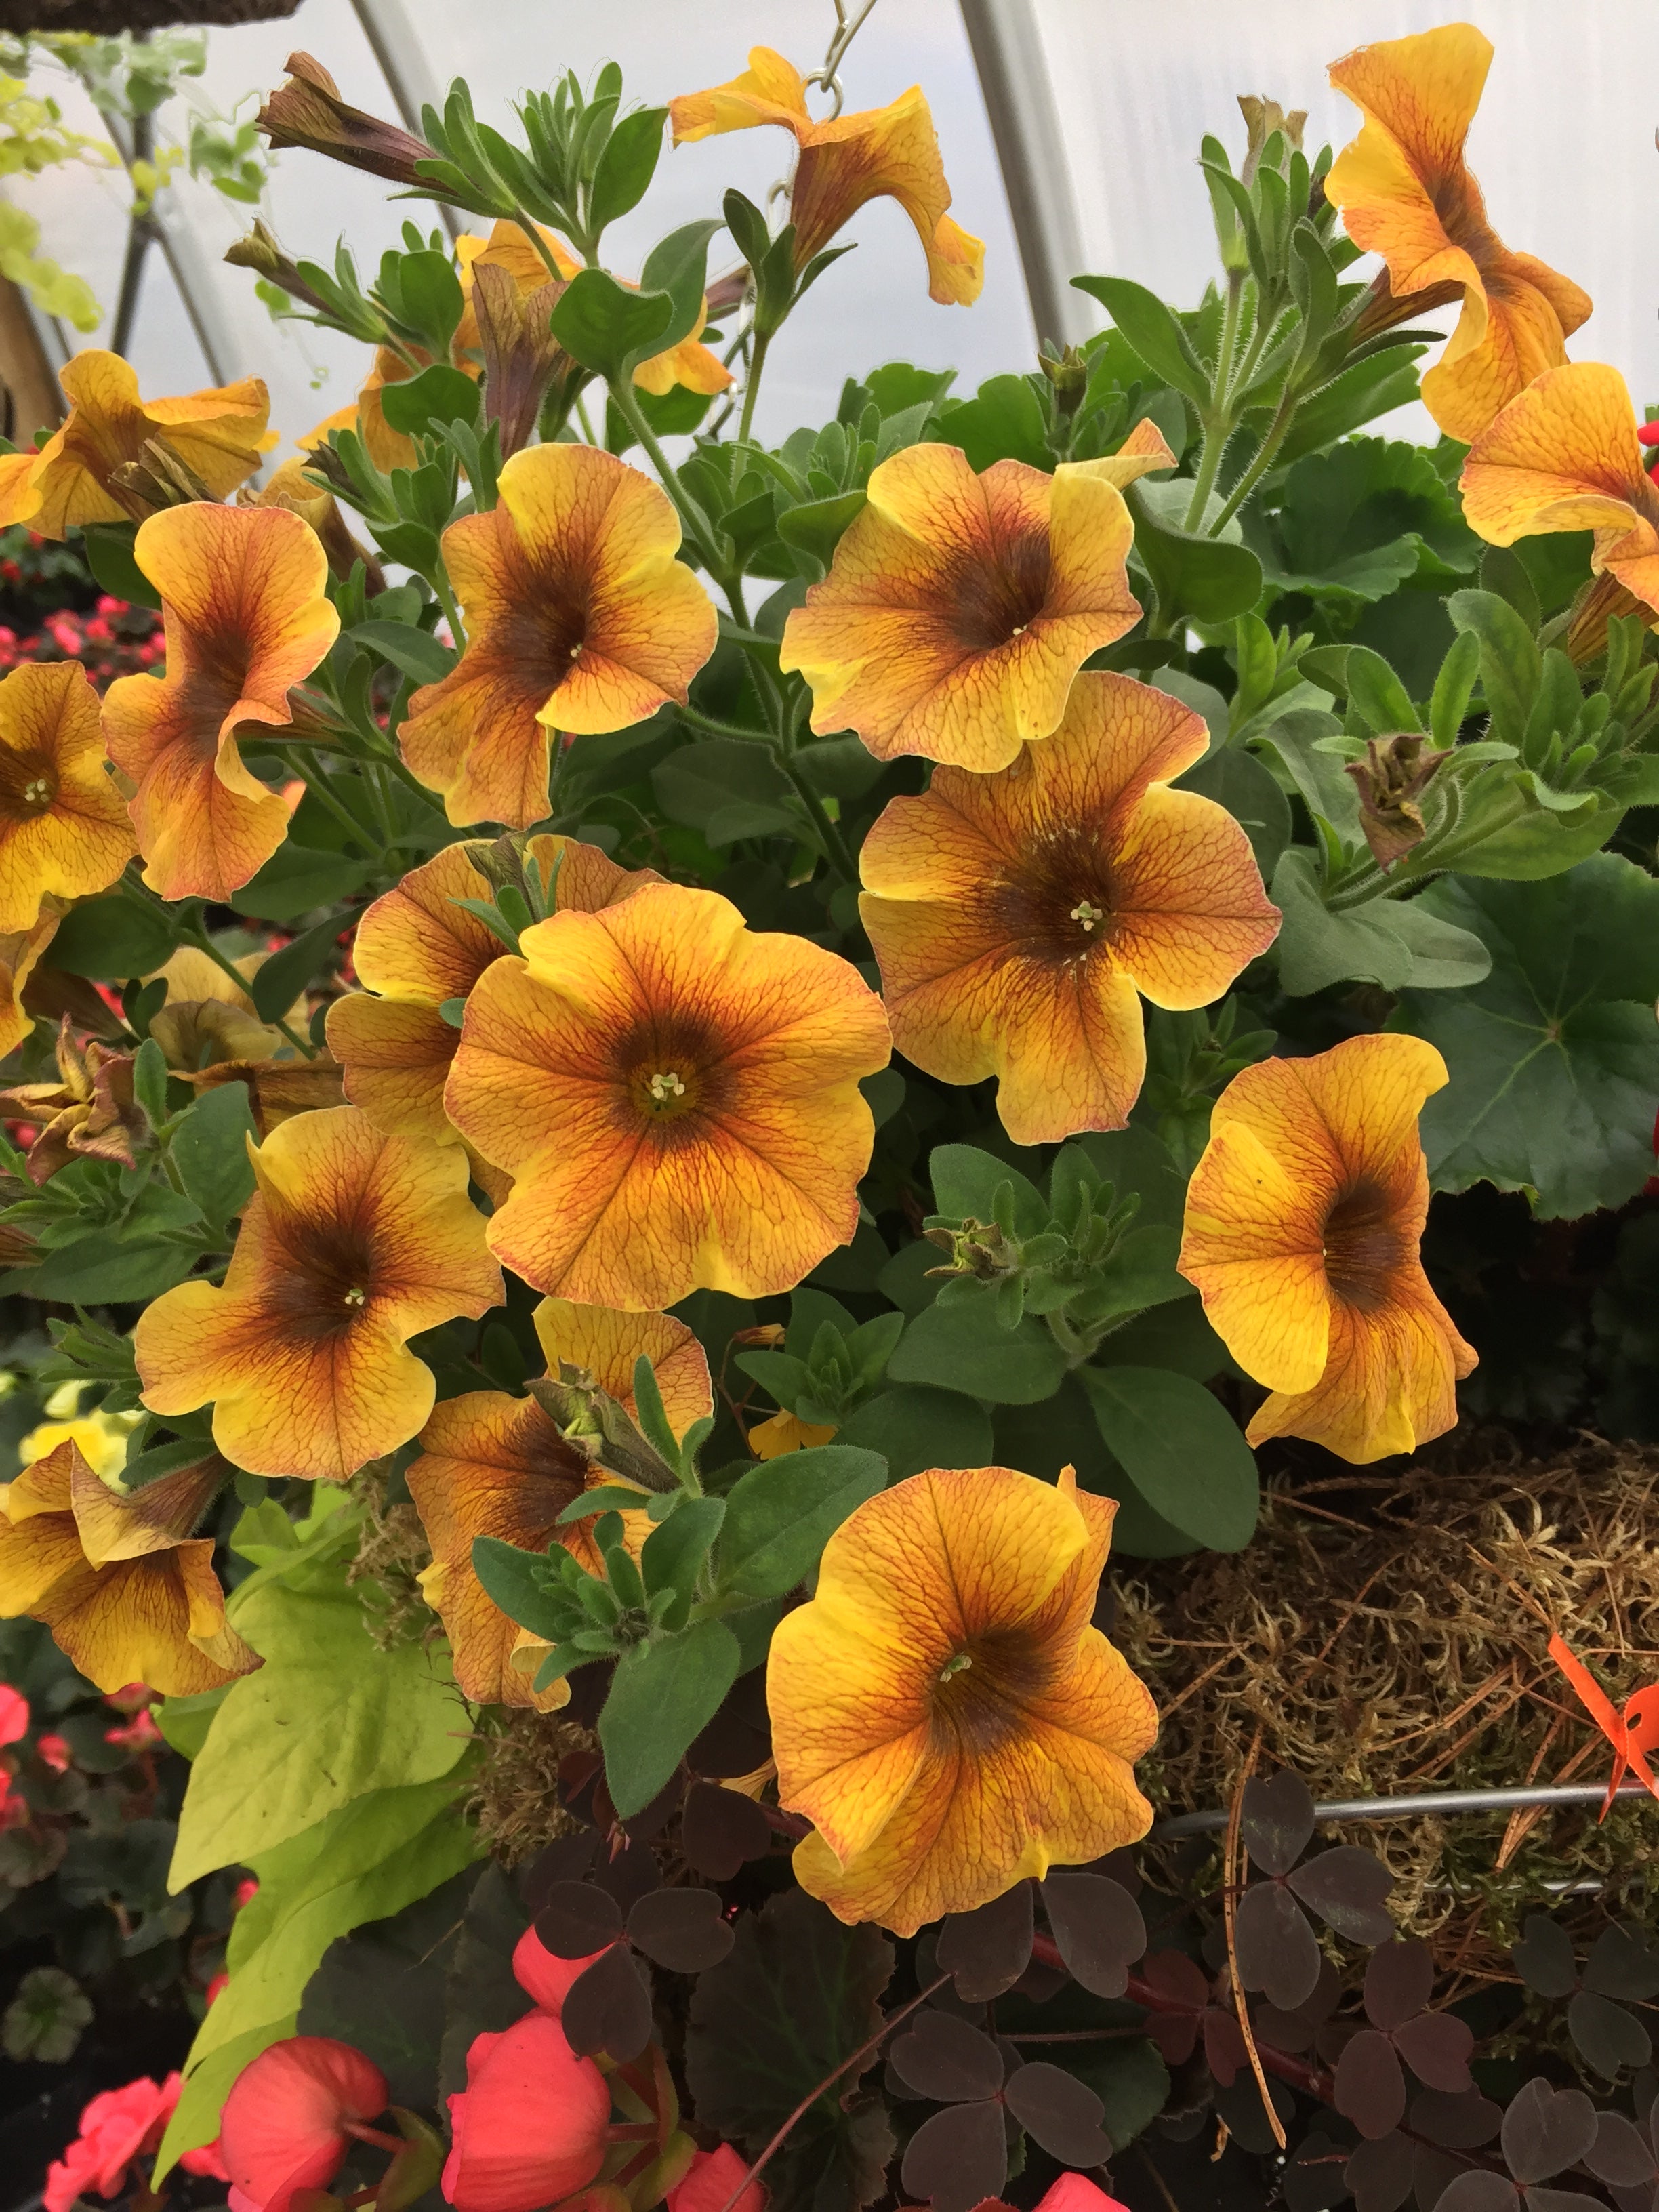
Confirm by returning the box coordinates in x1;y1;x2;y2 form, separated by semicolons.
0;662;136;933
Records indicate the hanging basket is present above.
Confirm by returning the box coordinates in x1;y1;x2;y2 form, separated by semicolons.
0;0;300;30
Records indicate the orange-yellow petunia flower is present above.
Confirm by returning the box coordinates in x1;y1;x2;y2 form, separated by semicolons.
398;443;718;829
0;350;273;539
770;1462;1155;1936
1325;24;1591;443
1458;361;1659;621
0;661;135;933
0;1441;259;1696
778;426;1175;772
407;1298;712;1709
670;47;984;306
133;1105;502;1482
859;671;1279;1144
455;221;733;399
0;902;62;1060
748;1410;836;1459
445;880;891;1309
1178;1033;1477;1464
101;503;340;902
327;836;658;1149
146;947;285;1073
184;1051;346;1134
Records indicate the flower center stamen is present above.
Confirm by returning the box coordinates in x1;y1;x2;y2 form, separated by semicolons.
648;1071;686;1103
342;1286;368;1309
21;777;53;809
939;1651;973;1683
1071;899;1105;933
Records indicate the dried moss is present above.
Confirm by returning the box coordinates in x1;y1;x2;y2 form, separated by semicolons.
466;1705;594;1865
1116;1435;1659;1969
346;1471;436;1650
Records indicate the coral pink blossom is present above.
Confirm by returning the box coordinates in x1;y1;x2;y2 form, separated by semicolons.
43;2072;188;2212
0;1683;26;1743
508;1925;611;2018
968;2182;1133;2212
36;1732;71;1772
220;2035;390;2212
441;2012;610;2212
670;2143;767;2212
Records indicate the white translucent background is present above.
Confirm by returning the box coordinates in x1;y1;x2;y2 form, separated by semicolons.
3;0;1655;453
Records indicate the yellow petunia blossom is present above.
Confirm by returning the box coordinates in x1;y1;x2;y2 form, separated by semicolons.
0;663;135;934
1178;1033;1477;1464
1325;24;1591;442
770;1462;1156;1936
671;47;984;306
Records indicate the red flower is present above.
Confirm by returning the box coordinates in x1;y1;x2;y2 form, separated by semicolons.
220;2036;390;2212
441;2012;610;2212
44;2073;194;2212
669;2144;767;2212
36;1731;70;1773
0;1682;26;1744
104;1708;163;1753
508;1925;611;2018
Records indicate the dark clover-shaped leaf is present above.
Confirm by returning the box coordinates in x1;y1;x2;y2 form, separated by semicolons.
1568;1989;1652;2080
1414;2142;1466;2212
626;1887;734;1974
1512;1914;1580;2001
1287;1845;1396;1944
1234;1881;1322;2011
534;1880;623;1959
1204;2003;1250;2089
1436;2176;1520;2212
1365;1940;1435;2032
1501;2076;1599;2185
900;2099;1006;2212
1253;2000;1317;2054
1394;2011;1475;2093
1586;2112;1659;2189
1283;2128;1354;2212
523;1828;598;1907
680;1779;773;1882
1142;1948;1210;2008
937;1881;1034;2004
1336;2027;1408;2142
1041;1870;1146;1999
1410;2089;1502;2150
588;1832;663;1913
689;1673;772;1778
560;1942;655;2063
1346;2129;1415;2212
1003;2061;1111;2167
1586;1927;1659;2004
1525;2195;1619;2212
888;2009;1004;2104
1240;1769;1318;1875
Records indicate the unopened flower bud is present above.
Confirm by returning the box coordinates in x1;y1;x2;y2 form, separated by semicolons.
258;52;440;187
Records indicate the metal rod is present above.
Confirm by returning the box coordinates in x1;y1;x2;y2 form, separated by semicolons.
1153;1782;1653;1839
94;102;236;384
348;0;460;242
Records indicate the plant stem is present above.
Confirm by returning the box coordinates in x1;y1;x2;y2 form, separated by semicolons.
678;702;776;743
271;747;370;853
715;1973;951;2212
1183;274;1244;530
180;920;314;1059
606;375;722;569
1209;390;1295;534
777;750;858;883
574;390;601;446
514;215;566;283
737;328;771;446
432;571;468;654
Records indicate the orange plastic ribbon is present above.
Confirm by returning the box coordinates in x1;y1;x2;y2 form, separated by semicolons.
1547;1633;1659;1818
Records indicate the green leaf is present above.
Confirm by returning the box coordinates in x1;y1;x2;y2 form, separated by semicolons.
470;1535;566;1643
716;1444;887;1603
155;1685;230;1761
298;1867;475;2109
1078;1365;1258;1551
384;250;464;356
1130;481;1263;626
831;1384;993;1482
169;1080;258;1229
936;372;1052;471
1177;743;1290;877
651;739;798;845
438;1864;531;2102
1249;436;1475;606
775;489;868;582
230;844;370;923
598;1616;740;1817
1393;853;1659;1218
887;1297;1066;1404
685;1889;895;2212
1254;707;1359;843
251;912;348;1021
82;524;161;611
552;268;674;380
47;891;177;980
589;105;667;232
377;362;480;441
347;618;457;687
928;1143;1047;1235
156;1775;478;2177
636;218;724;364
641;1496;725;1626
1448;587;1540;750
1274;345;1425;464
1072;275;1210;406
2;1240;196;1305
1269;848;1492;995
169;1572;470;1889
